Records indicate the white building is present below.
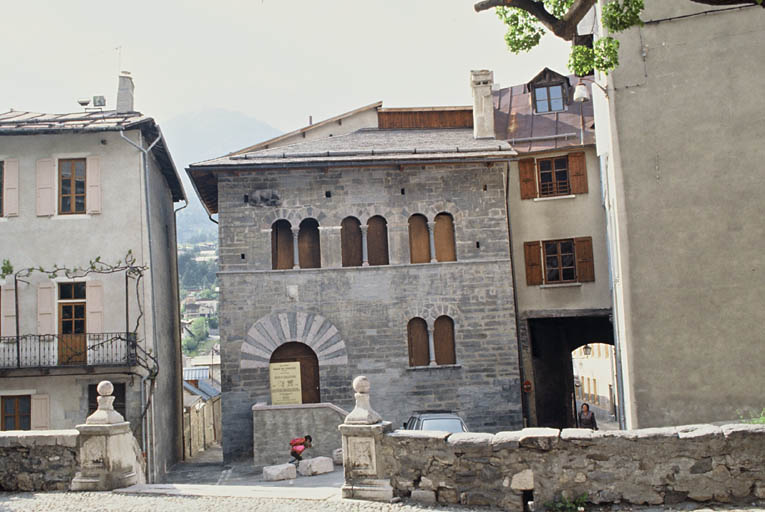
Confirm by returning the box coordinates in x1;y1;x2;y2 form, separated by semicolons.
0;73;186;482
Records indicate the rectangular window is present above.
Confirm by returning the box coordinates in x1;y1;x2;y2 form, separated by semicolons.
538;156;570;197
59;158;86;215
543;239;577;284
535;85;565;113
1;395;31;430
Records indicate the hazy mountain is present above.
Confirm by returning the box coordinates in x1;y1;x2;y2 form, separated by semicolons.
160;109;280;243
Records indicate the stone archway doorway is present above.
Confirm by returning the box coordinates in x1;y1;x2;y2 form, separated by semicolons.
270;342;321;404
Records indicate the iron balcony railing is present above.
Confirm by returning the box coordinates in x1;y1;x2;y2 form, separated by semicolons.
0;332;137;369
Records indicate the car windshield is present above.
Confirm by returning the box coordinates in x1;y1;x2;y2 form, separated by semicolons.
420;418;465;432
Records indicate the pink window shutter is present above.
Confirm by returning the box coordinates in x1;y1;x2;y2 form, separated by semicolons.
86;280;104;333
36;158;55;216
1;286;16;336
3;159;19;217
37;282;55;335
86;156;101;214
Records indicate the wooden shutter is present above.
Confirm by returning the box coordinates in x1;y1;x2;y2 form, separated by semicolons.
518;158;537;199
408;215;431;264
86;156;101;214
271;220;294;270
523;241;543;286
36;158;55;216
37;282;55;335
568;152;588;194
30;394;50;430
298;219;321;269
575;237;595;282
341;217;362;267
434;213;457;262
3;159;19;217
86;281;104;333
1;285;16;336
407;318;429;367
433;316;456;365
367;216;390;266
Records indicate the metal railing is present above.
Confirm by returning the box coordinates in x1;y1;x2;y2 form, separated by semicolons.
0;332;137;369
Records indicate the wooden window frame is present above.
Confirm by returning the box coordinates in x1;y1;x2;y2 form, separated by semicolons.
534;84;566;114
542;238;577;284
537;156;571;197
1;395;31;431
58;158;87;215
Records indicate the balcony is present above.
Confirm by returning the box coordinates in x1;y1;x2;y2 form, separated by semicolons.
0;332;137;369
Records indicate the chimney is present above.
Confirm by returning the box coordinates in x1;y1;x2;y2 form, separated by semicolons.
470;69;495;139
116;71;135;113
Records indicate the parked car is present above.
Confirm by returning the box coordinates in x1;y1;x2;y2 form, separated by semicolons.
403;412;469;433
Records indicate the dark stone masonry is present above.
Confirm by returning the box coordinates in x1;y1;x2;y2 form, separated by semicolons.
217;162;523;460
0;431;79;491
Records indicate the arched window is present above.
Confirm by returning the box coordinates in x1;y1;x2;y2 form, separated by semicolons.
434;212;456;262
433;316;456;365
341;217;362;267
298;218;321;269
271;219;293;270
407;318;429;367
367;216;389;266
408;214;431;264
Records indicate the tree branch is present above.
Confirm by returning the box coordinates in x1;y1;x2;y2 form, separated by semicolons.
474;0;598;41
689;0;763;5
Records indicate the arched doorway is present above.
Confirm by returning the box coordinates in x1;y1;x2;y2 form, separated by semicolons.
269;342;321;404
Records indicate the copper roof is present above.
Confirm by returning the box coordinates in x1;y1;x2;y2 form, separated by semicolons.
493;77;595;153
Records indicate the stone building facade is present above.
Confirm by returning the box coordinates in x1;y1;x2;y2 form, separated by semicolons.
190;114;524;459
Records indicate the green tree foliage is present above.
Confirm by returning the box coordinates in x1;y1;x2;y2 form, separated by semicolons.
495;0;643;75
178;251;217;291
486;0;763;74
182;317;209;353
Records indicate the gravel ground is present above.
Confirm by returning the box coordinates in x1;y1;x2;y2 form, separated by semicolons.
0;493;763;512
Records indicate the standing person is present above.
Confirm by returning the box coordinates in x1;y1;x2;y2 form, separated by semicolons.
288;435;312;464
578;403;598;430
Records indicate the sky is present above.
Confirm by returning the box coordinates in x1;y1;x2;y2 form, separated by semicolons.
1;1;569;133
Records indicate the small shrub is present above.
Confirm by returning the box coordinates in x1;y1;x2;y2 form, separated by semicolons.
546;493;588;512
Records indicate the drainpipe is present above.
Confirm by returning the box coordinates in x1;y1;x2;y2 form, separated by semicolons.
120;129;162;482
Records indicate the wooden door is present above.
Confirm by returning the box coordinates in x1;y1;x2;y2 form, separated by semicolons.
270;342;320;403
408;214;431;263
59;302;86;365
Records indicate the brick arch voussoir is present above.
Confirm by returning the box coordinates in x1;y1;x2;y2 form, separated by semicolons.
240;312;348;369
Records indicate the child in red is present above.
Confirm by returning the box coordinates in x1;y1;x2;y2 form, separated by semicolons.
288;435;312;464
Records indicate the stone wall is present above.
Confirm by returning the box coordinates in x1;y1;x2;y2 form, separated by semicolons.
218;162;522;460
0;430;79;491
252;403;347;468
378;424;765;510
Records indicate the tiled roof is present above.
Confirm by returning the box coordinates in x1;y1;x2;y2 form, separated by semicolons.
0;109;185;201
183;366;209;381
493;77;595;153
193;128;515;168
0;109;151;134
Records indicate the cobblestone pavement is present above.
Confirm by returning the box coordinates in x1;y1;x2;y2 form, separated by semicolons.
0;492;763;512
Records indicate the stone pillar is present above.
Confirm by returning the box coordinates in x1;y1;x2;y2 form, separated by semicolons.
360;225;370;267
339;376;393;501
427;221;437;263
71;380;145;491
427;330;437;366
292;229;300;269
